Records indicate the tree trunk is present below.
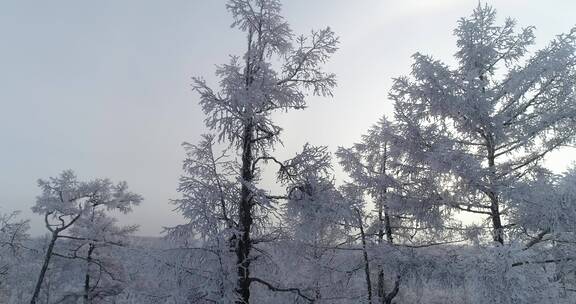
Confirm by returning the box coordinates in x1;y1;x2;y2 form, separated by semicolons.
30;232;58;304
489;191;504;245
377;146;398;304
357;209;373;304
377;199;385;303
84;243;95;304
487;142;504;245
383;277;400;304
236;122;254;304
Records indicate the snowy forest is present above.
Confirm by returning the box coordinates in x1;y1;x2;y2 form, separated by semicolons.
3;1;576;303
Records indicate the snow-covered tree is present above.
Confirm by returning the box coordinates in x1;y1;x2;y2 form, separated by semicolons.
281;145;346;243
5;2;576;304
169;134;239;302
29;170;142;304
337;117;413;304
0;211;30;301
498;166;576;293
278;145;355;302
181;0;338;302
389;3;576;245
0;211;29;266
66;205;139;303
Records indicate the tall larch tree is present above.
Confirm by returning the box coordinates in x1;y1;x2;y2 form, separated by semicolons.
389;4;576;245
337;117;405;304
189;0;338;302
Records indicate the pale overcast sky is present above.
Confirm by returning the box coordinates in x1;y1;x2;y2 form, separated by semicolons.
1;0;575;235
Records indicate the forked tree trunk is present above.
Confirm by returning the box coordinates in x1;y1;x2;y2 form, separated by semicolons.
376;203;400;304
376;147;399;304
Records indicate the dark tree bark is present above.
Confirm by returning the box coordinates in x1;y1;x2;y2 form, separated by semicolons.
235;121;254;304
487;138;504;245
30;232;58;304
84;243;95;304
31;212;81;304
376;193;386;303
383;277;400;304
